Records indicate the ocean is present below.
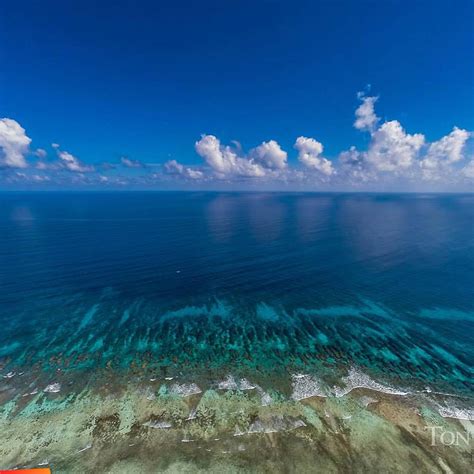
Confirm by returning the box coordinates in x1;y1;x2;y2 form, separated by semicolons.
1;192;473;472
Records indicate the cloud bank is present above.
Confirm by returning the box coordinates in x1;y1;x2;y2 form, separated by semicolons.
165;93;472;188
1;92;473;190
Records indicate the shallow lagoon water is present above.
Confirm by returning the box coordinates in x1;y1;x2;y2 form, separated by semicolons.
0;192;473;472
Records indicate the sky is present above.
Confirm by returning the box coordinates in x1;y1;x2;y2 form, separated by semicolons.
1;0;473;190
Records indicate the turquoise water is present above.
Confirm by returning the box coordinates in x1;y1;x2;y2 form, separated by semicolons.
0;192;473;394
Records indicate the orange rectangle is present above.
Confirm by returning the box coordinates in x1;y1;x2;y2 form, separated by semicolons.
0;469;51;474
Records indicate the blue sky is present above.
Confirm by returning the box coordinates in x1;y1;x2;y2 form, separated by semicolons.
1;0;473;190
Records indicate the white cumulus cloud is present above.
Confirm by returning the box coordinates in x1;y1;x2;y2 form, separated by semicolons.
34;148;47;158
0;118;32;168
294;136;334;176
340;94;472;185
366;120;425;172
354;94;379;132
338;146;374;182
2;90;472;189
121;156;145;168
420;127;471;180
195;134;266;177
164;159;204;180
58;150;94;173
461;160;474;179
250;140;288;170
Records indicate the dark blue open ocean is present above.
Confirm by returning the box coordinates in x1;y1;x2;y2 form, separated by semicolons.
0;192;473;393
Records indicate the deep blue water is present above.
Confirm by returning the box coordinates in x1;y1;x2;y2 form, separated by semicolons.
0;192;473;392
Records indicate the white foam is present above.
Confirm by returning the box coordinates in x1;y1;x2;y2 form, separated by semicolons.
260;390;273;406
248;416;306;434
239;378;256;390
3;371;15;379
186;408;197;420
291;419;307;429
143;420;172;429
169;383;202;397
437;406;474;421
252;384;273;406
77;444;92;453
142;386;156;400
217;375;239;390
333;368;408;398
290;368;407;400
233;428;246;437
217;375;256;391
248;419;279;434
44;383;61;393
290;373;329;400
